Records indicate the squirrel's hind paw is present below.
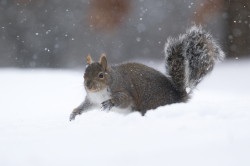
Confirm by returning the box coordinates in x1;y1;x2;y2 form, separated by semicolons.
101;99;114;111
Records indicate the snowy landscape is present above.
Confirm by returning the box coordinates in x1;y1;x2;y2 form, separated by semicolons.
0;59;250;166
1;0;250;165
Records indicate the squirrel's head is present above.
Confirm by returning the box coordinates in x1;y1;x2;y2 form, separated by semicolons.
84;54;110;92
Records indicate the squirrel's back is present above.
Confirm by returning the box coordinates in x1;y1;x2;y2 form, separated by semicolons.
109;63;187;114
106;25;224;114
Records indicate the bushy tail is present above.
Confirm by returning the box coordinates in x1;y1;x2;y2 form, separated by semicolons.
164;25;225;93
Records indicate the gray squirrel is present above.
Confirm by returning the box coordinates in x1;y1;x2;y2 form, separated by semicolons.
70;25;225;121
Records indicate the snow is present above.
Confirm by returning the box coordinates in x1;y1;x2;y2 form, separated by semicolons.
0;60;250;166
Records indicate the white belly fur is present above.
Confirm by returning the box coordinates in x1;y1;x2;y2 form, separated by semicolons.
87;88;111;105
87;88;132;114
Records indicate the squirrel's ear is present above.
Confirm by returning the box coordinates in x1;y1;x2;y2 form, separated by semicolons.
87;55;93;65
99;53;108;71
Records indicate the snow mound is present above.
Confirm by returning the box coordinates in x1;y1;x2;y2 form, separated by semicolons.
0;60;250;166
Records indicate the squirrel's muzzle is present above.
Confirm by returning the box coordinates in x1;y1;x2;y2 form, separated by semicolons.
85;80;99;92
86;80;91;88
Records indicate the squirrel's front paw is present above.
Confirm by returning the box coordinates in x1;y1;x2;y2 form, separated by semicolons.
69;109;80;121
69;112;77;121
101;99;114;111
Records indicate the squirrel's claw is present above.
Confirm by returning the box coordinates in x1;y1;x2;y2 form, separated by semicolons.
69;109;80;121
69;112;76;121
101;100;114;111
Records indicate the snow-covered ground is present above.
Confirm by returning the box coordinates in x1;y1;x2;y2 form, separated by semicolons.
0;59;250;166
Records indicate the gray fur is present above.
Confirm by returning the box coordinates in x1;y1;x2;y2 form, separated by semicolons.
70;25;225;120
165;25;225;92
69;97;93;121
108;63;184;115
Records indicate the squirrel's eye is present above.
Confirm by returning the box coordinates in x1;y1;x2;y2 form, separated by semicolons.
98;73;104;78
